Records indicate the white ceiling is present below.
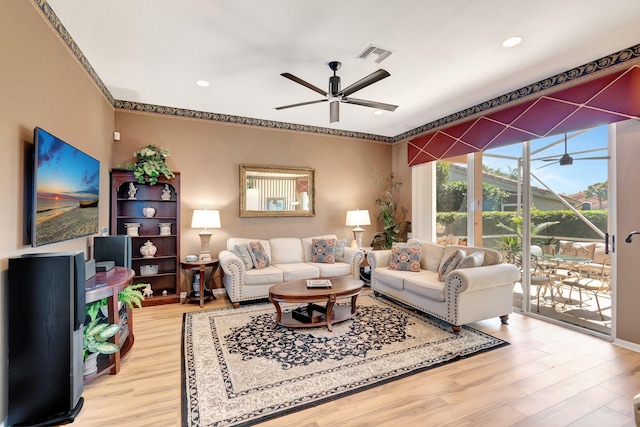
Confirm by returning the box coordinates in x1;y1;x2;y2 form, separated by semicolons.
47;0;640;139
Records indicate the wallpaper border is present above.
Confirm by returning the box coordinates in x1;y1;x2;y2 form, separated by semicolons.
33;0;640;144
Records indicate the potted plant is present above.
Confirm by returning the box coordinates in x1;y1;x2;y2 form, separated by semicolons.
83;301;120;376
535;223;559;256
98;283;148;318
373;171;410;249
120;144;175;185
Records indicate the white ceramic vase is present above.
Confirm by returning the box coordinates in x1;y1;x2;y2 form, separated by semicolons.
140;240;157;258
142;206;156;217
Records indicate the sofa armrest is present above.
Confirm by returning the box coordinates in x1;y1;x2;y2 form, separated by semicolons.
218;250;245;302
343;247;364;278
445;263;520;294
368;249;392;269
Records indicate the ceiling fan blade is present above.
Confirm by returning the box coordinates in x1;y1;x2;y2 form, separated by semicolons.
340;69;390;97
280;73;327;96
574;156;611;160
275;99;327;110
329;101;339;123
342;97;398;111
537;161;560;169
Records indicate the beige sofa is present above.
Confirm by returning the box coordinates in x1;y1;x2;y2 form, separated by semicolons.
368;239;520;332
219;235;364;307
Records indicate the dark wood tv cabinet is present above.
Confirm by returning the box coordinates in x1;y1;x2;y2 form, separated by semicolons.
84;267;135;382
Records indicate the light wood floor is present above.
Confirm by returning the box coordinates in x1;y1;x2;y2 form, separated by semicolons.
75;294;640;427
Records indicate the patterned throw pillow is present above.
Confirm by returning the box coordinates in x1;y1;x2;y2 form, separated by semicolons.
456;251;485;269
310;238;336;264
233;244;254;270
248;241;271;270
438;249;466;281
388;241;422;272
334;239;347;262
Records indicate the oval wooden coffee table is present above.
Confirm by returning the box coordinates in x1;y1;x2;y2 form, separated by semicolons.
269;277;363;331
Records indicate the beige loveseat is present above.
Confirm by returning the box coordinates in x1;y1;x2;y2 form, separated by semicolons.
219;235;364;307
368;239;520;332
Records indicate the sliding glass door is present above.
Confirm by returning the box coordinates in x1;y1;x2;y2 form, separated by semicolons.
475;126;611;336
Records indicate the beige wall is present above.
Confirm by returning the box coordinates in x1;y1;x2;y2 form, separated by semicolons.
0;2;115;422
1;1;637;425
112;112;397;259
615;120;640;345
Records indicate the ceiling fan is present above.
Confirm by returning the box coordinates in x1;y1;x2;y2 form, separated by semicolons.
535;133;610;169
275;61;398;123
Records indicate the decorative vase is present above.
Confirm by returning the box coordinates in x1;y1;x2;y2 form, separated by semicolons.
84;352;99;376
142;206;156;218
125;222;141;236
140;240;157;258
158;223;171;236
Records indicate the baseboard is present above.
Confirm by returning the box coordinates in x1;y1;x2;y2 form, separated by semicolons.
613;338;640;353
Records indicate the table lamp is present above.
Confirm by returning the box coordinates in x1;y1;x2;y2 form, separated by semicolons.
346;209;371;248
191;209;221;261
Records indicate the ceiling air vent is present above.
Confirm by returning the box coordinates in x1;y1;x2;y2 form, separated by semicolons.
356;44;392;63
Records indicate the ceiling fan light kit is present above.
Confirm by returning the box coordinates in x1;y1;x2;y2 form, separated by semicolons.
276;61;398;123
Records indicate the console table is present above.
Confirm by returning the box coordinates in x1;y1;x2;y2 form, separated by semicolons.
85;266;135;381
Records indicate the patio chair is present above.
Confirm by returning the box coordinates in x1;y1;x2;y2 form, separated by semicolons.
562;261;611;320
530;254;564;312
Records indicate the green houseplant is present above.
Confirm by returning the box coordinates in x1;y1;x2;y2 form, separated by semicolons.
121;144;175;185
96;283;148;318
372;171;410;249
83;301;120;375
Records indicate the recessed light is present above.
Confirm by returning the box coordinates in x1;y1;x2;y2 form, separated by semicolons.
502;36;522;48
195;80;210;87
373;110;384;116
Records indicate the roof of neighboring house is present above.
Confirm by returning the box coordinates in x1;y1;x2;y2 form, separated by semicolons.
566;191;609;209
448;163;583;208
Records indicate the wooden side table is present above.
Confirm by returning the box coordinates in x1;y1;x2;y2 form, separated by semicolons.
180;259;219;307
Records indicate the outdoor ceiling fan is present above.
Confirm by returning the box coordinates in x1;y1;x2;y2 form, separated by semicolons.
535;133;610;169
275;61;398;123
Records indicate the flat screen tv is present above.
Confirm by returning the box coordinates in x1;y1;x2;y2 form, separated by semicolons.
32;127;100;247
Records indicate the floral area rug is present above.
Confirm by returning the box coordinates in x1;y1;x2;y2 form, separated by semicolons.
181;291;508;427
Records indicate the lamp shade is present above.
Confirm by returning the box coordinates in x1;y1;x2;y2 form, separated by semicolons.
191;209;221;229
346;209;371;227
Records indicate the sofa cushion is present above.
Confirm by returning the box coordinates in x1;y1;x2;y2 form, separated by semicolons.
244;265;283;285
310;238;336;263
372;267;421;290
273;263;319;281
335;239;347;262
233;244;254;270
249;241;271;269
408;239;444;271
441;244;501;266
456;251;485;269
228;238;271;258
558;240;596;260
592;242;610;264
270;238;304;264
404;272;445;302
302;235;338;262
438;249;465;281
307;262;351;277
388;241;421;272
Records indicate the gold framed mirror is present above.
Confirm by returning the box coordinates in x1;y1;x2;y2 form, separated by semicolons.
240;164;315;217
